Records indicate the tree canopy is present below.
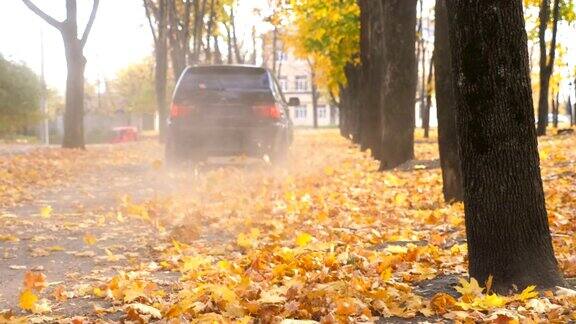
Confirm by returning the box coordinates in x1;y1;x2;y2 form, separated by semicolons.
107;58;156;115
0;55;41;135
284;0;360;95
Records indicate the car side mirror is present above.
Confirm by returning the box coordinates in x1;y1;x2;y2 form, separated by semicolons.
288;97;300;107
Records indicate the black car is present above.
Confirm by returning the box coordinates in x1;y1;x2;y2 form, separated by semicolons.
165;65;299;165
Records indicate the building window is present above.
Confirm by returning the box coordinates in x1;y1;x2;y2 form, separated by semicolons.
294;76;308;92
317;106;327;119
294;106;307;119
276;50;288;62
279;77;288;91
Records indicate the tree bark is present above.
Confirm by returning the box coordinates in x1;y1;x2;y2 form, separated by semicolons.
213;34;223;64
205;0;216;63
167;0;188;81
358;0;383;158
434;0;463;203
22;0;99;149
225;22;233;64
309;61;319;129
379;0;417;170
536;0;561;136
569;94;574;126
552;92;559;128
423;53;434;139
144;0;169;140
446;0;566;292
62;33;86;149
230;4;243;64
341;63;361;142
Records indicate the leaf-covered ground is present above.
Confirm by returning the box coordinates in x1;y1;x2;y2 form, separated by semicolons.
0;130;575;323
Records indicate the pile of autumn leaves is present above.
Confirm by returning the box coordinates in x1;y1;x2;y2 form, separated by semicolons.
0;145;148;208
8;131;576;322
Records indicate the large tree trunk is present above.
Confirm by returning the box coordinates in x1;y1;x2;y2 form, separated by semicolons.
434;0;463;203
446;0;566;292
358;0;383;158
379;0;417;170
340;63;361;142
22;0;99;149
62;36;86;149
155;40;168;141
155;2;169;141
167;1;187;81
536;0;560;136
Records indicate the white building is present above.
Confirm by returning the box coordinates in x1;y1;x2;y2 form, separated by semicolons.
262;31;339;127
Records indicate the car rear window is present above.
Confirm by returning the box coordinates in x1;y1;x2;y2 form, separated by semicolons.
178;68;270;92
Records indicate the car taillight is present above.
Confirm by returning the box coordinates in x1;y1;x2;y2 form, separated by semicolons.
170;103;193;118
253;104;282;120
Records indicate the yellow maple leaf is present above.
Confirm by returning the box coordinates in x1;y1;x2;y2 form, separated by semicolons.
39;205;52;219
517;285;539;302
477;293;507;309
19;289;38;311
455;278;484;301
295;232;314;247
83;233;97;245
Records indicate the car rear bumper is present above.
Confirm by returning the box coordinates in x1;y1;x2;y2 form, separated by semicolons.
168;123;286;156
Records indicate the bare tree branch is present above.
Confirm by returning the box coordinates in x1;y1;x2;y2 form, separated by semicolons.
80;0;100;48
21;0;63;30
143;0;159;44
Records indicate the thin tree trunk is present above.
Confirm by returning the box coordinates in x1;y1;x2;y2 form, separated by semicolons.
272;27;278;75
446;0;566;292
423;53;434;138
213;34;223;64
536;0;561;136
420;44;426;131
251;26;257;65
309;61;319;129
570;93;574;126
205;0;216;63
415;0;423;129
230;4;243;64
379;0;417;170
225;23;233;64
434;0;463;203
552;92;559;128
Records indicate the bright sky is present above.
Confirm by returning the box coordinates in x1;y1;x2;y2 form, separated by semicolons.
0;0;268;94
0;1;574;99
0;1;153;93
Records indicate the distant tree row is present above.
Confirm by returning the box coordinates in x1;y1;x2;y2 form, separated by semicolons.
143;0;260;139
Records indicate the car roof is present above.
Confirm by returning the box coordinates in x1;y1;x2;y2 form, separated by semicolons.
186;64;268;74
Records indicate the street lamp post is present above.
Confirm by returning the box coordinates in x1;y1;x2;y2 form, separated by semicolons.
40;30;49;145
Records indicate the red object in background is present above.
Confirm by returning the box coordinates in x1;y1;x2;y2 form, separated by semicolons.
110;127;138;144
